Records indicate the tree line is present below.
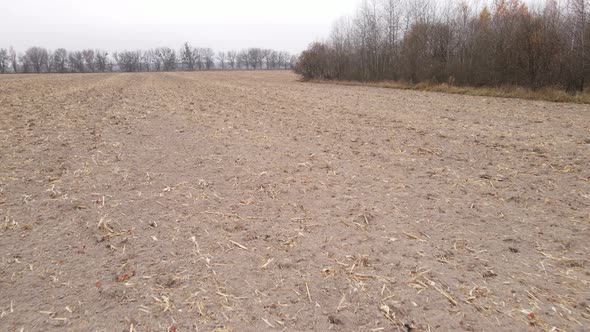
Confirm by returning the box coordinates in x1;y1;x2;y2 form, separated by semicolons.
294;0;589;92
0;43;296;73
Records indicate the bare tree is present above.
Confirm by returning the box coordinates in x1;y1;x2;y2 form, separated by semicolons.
68;51;85;72
203;48;215;69
82;49;95;72
113;51;141;72
181;42;197;70
227;51;237;69
217;52;227;69
9;47;18;73
237;50;249;69
278;52;289;69
0;49;7;73
294;42;337;79
382;0;403;78
156;47;177;71
51;48;68;73
289;55;297;69
147;49;161;71
262;49;272;69
247;48;263;69
569;0;588;91
295;0;584;90
195;48;205;69
142;49;153;71
24;47;49;73
1;44;296;74
96;50;109;72
268;51;279;69
19;54;29;73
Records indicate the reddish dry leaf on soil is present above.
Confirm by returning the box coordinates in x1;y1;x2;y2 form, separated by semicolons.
117;269;136;283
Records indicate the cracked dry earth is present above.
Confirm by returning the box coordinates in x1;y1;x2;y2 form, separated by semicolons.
0;71;589;332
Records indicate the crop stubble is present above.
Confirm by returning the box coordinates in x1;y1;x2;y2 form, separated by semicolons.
0;71;589;331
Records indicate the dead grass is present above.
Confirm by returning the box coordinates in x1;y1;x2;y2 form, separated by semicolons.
307;79;590;104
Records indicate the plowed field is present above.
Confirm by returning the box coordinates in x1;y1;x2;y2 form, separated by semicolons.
1;71;589;331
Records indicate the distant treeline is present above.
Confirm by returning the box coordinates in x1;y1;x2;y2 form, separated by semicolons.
0;43;297;73
294;0;589;92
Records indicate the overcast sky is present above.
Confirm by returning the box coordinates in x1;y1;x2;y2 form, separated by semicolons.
0;0;360;54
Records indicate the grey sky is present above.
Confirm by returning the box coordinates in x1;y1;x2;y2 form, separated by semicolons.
0;0;359;54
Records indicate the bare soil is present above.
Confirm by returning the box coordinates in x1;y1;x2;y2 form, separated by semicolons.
0;71;589;332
